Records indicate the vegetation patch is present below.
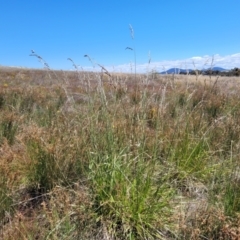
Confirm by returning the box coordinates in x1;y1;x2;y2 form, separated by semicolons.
0;68;240;239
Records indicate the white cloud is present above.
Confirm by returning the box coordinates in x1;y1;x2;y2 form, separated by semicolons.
83;53;240;73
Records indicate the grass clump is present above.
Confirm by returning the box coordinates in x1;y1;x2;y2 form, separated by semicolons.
0;114;18;145
89;149;173;239
0;172;13;223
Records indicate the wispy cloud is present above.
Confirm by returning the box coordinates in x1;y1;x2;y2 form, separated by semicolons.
82;53;240;73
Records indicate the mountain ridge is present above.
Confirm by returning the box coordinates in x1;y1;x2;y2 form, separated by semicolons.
160;67;228;74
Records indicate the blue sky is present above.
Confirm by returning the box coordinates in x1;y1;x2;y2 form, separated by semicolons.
1;0;240;72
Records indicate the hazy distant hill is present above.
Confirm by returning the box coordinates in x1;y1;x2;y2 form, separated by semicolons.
206;67;227;71
160;68;190;74
160;67;228;74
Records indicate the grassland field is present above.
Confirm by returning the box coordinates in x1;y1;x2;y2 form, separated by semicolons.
0;66;240;239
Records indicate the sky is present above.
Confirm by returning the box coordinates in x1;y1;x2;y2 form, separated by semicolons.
1;0;240;73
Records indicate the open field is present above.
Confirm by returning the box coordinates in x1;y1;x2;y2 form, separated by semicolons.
0;67;240;239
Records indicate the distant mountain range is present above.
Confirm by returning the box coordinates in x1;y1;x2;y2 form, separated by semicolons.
160;67;228;74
